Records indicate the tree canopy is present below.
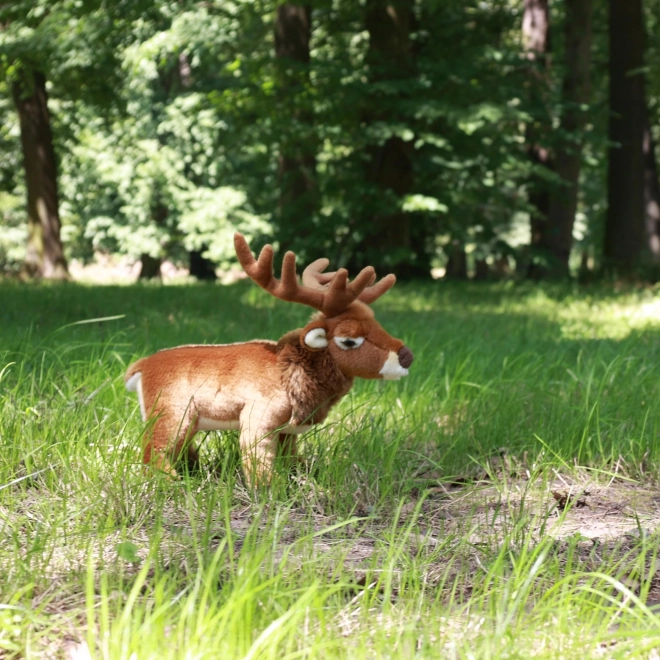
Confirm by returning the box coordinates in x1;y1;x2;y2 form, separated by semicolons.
1;0;659;280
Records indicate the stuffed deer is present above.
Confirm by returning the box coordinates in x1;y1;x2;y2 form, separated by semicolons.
125;233;413;484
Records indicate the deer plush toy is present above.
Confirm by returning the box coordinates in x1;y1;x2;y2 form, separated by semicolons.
125;233;413;485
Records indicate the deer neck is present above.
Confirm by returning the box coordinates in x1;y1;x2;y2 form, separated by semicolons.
277;332;354;426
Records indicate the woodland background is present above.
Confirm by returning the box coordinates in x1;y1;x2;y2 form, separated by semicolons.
5;3;660;655
1;0;659;283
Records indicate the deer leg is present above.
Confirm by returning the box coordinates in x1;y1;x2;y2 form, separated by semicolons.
184;442;201;472
278;433;304;471
143;411;197;477
278;432;297;457
239;424;278;488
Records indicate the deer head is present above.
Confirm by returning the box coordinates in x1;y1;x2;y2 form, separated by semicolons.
234;233;413;381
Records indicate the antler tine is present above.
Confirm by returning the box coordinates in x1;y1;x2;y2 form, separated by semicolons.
277;251;300;300
302;258;335;289
348;266;377;296
254;246;276;288
235;232;395;316
319;268;378;317
234;233;273;289
304;260;381;315
234;233;326;311
234;232;256;270
282;252;330;308
358;273;397;305
319;266;376;316
304;260;376;292
327;268;348;292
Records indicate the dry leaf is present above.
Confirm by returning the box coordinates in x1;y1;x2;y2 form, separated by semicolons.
551;489;589;510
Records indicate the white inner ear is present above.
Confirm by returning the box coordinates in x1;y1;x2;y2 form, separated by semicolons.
304;327;328;348
334;336;365;350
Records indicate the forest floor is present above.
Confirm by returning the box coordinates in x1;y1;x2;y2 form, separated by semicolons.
1;280;660;659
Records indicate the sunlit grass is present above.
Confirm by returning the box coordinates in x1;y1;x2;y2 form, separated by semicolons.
1;280;660;658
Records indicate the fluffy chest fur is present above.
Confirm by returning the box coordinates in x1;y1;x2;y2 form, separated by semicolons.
276;330;354;426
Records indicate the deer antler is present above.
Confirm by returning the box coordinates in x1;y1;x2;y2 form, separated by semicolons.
302;255;397;307
234;233;396;317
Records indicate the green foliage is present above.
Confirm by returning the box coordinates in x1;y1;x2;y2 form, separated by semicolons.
0;0;658;276
55;1;273;265
0;78;25;273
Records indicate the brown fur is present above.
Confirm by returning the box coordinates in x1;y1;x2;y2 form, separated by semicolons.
276;330;354;425
125;235;413;486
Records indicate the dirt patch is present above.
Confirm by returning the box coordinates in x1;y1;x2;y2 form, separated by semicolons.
406;473;660;545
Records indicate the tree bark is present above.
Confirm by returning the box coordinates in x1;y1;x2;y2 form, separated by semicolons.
189;248;217;281
643;114;660;267
604;0;646;274
138;201;167;280
274;4;317;243
540;0;592;278
357;0;420;278
522;0;553;278
139;253;162;280
444;241;468;280
474;258;490;281
174;51;219;281
13;70;69;280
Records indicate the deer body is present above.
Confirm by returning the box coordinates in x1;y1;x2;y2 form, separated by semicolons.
125;235;413;484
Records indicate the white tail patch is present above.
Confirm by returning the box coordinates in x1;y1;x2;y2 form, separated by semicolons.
125;372;140;392
379;351;409;381
126;372;147;421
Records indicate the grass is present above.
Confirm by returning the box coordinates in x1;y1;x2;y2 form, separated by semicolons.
2;279;660;658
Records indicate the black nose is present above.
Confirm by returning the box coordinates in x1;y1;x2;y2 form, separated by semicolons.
398;345;413;369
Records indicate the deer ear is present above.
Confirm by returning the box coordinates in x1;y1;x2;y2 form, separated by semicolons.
302;322;328;349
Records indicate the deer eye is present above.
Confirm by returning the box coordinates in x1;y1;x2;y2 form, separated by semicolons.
334;336;365;350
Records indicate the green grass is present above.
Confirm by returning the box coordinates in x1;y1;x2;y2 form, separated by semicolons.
2;280;660;658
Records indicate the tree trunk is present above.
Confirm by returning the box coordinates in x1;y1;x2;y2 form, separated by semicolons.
522;0;553;279
274;4;317;243
174;50;218;280
189;248;217;281
357;0;420;278
139;253;162;280
444;241;468;280
13;70;69;280
643;114;660;267
604;0;646;274
138;201;167;280
474;258;490;281
541;0;592;278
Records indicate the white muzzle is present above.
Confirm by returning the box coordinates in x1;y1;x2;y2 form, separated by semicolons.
379;351;409;381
